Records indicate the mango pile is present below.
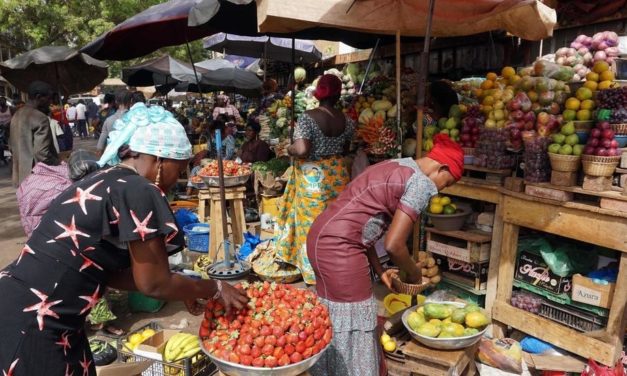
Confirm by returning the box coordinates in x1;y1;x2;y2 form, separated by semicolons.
406;303;490;339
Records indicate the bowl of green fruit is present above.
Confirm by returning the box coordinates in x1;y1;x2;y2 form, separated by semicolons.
402;301;490;350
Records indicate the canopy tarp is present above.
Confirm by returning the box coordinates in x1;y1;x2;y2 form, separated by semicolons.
256;0;556;41
122;55;204;86
204;33;322;63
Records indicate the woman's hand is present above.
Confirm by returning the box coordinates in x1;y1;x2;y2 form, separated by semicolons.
381;270;398;293
403;261;424;285
184;299;205;316
216;283;249;314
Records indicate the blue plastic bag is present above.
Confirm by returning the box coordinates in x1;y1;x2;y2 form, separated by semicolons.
174;209;199;229
520;336;555;354
238;232;263;261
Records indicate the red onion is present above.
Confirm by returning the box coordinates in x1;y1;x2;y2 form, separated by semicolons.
594;50;607;62
577;47;589;55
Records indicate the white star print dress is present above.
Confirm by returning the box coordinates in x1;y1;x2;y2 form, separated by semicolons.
0;166;184;376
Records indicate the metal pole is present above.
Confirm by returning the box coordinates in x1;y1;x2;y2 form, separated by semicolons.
290;38;296;142
416;0;436;158
185;42;204;102
396;31;402;157
359;38;380;94
214;129;231;268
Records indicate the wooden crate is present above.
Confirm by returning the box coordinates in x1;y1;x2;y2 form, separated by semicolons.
525;182;627;214
426;228;491;263
461;165;512;186
386;339;477;376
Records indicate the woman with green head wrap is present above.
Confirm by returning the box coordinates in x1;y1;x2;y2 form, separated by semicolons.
0;103;247;375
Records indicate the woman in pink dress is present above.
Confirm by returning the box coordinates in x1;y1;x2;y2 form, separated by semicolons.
307;134;464;376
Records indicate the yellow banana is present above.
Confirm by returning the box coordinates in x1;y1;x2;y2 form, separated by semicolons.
173;346;201;361
166;334;191;361
177;335;199;352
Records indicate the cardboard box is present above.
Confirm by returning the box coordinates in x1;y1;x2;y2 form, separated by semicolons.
96;361;153;376
514;251;572;295
434;254;489;280
571;274;615;309
134;329;180;361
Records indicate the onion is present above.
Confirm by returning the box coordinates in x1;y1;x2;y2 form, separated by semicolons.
594;50;607;62
583;52;593;65
598;41;609;50
566;55;577;65
577;68;588;77
606;47;619;56
556;47;569;57
573;73;581;82
556;56;566;65
577;47;589;55
585;36;593;46
607;31;619;46
607;57;615;65
575;34;587;43
570;42;581;50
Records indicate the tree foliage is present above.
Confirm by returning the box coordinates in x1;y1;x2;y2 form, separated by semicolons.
0;0;210;78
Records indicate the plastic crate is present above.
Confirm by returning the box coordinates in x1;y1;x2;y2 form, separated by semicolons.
117;322;215;376
183;223;210;253
538;300;606;332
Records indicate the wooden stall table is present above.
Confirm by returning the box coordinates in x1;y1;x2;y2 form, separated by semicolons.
387;339;477;376
492;188;627;366
199;186;247;261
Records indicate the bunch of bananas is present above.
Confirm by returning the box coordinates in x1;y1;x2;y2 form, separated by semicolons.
193;255;211;279
164;333;201;363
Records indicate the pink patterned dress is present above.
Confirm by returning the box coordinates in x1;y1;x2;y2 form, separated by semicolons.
307;158;437;376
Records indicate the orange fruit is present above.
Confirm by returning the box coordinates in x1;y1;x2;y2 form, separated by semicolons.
486;72;498;81
565;97;581;111
585;72;599;82
599;70;615;82
576;109;591;121
501;66;516;79
482;95;495;106
480;79;494;90
583;80;598;92
580;99;595;110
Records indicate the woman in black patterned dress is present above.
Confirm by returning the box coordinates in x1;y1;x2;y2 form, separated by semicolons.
0;103;247;376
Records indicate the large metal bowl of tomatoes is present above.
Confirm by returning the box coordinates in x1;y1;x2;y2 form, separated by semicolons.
198;160;252;187
199;281;332;376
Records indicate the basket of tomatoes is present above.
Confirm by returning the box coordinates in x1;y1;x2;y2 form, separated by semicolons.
199;281;332;376
197;160;252;187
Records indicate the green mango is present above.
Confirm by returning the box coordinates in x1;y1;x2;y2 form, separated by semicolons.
463;304;481;313
415;322;441;338
424;303;453;320
451;309;467;324
407;312;426;331
463;328;480;336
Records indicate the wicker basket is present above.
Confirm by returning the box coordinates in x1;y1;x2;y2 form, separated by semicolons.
610;123;627;135
581;154;620;177
548;153;581;172
385;269;433;295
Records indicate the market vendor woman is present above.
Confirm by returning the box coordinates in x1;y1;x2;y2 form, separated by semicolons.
308;134;463;376
0;103;247;375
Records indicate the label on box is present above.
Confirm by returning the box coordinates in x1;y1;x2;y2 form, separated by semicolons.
514;251;572;294
572;285;603;306
434;254;488;280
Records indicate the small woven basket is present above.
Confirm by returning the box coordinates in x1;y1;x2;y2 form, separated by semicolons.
610;123;627;135
581;154;620;177
385;269;433;295
548;153;581;172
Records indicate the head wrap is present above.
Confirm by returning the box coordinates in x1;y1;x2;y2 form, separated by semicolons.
97;103;192;167
314;74;342;101
426;134;464;180
247;120;261;134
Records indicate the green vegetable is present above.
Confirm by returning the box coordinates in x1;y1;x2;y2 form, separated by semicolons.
86;298;116;325
251;158;290;175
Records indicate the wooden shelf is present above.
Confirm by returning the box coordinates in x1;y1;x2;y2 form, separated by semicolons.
463;165;512;175
527;182;627;202
441;276;487;296
492;301;618;366
425;227;491;243
442;179;502;204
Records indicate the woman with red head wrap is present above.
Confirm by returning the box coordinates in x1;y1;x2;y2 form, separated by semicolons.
307;134;462;376
271;74;355;286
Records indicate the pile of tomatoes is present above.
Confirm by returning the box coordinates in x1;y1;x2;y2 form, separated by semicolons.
198;160;251;177
200;281;332;368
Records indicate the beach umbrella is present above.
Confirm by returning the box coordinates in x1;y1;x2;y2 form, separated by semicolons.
203;33;322;63
0;46;108;95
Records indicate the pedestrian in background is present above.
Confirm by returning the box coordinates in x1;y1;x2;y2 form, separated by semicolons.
87;99;100;139
75;99;88;139
9;81;60;187
97;89;132;156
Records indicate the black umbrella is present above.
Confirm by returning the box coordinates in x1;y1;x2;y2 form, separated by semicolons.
122;55;205;86
0;46;108;95
203;33;322;63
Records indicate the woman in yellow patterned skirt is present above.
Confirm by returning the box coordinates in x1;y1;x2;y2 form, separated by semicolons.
275;74;355;284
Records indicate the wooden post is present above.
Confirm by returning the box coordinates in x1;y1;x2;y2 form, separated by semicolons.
415;0;436;158
396;30;402;157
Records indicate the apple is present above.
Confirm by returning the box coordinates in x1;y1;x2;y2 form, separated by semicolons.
610;148;621;156
549;103;561;115
589;138;600;147
510;128;522;140
509;98;522;111
460;133;471;142
565;134;579;146
583;146;596;155
515;121;525;130
610;140;619;148
523;111;536;123
602;129;615;140
537;125;551;137
524;121;535;131
548;143;561;154
590;128;601;139
602;139;612;149
598;121;610;130
537;112;550;125
511;110;524;121
596;147;609;156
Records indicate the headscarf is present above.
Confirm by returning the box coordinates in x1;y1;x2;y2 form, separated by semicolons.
314;74;342;101
427;134;464;180
98;103;192;167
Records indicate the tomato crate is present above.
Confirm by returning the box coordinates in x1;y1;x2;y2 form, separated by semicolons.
538;299;607;333
426;227;491;263
116;322;216;376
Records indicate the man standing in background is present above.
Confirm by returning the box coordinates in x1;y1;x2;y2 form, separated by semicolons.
97;89;132;156
10;81;60;187
75;99;88;139
86;99;100;139
66;101;77;136
0;96;12;165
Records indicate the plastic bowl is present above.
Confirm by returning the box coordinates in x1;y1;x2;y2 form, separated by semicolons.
201;339;329;376
616;135;627;148
383;293;412;315
427;208;472;231
199;173;251;187
575;131;588;144
401;302;488;350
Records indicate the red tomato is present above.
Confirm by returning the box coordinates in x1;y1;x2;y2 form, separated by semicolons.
204;311;213;320
254;336;265;348
303;347;313;359
295;341;306;354
276;335;287;347
260;326;271;336
323;328;332;344
313;342;323;355
238;344;251;355
290;352;303;363
251;320;262;329
261;344;275;356
272;325;284;337
241;333;253;345
305;335;315;348
252;357;264;367
284;344;295;355
240;355;253;366
250;327;260;338
228;353;240;364
304;325;314;336
250;346;261;358
287;333;299;344
229;320;242;330
199;326;210;338
264;335;277;346
264;356;277;368
298;331;308;341
278;353;290;366
273;346;284;359
313;327;324;340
